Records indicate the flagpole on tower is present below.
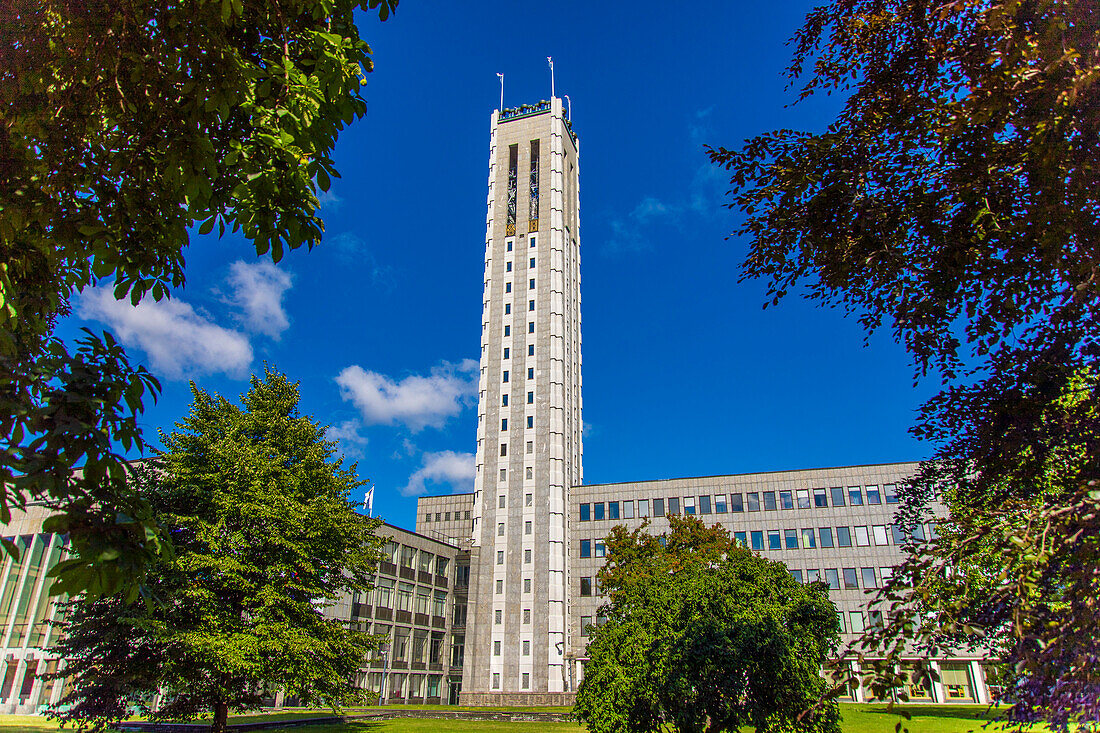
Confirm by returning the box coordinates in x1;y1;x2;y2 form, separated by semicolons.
496;72;504;112
547;56;555;98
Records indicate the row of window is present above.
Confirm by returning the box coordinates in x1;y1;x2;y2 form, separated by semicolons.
504;235;539;253
369;579;449;616
500;346;536;362
381;541;451;577
498;322;537;337
490;671;531;690
500;388;536;405
577;485;898;521
423;510;472;523
575;608;888;638
500;416;535;430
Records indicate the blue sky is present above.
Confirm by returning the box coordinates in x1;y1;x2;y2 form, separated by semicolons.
62;0;937;529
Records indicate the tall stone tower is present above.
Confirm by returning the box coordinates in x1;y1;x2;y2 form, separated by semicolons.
463;97;582;704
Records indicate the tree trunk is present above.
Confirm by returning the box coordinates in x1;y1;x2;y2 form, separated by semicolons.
211;700;229;733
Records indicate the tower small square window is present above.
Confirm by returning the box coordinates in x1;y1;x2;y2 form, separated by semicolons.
527;391;534;403
523;578;531;593
497;550;504;564
526;441;533;454
505;303;511;315
530;236;536;247
496;579;504;593
525;466;533;479
527;368;534;379
493;673;500;689
529;278;535;289
528;345;534;356
580;539;591;557
502;394;509;406
525;493;532;506
580;577;592;596
522;640;530;656
500;443;507;456
499;468;506;480
499;495;506;508
529;257;535;268
529;300;535;311
507;241;513;252
527;416;533;428
504;325;510;336
502;371;509;383
523;608;531;623
506;262;513;272
522;672;530;688
524;549;531;563
495;609;502;624
494;641;501;655
501;418;508;430
524;520;532;535
503;347;510;359
497;522;504;536
528;322;535;333
506;282;512;293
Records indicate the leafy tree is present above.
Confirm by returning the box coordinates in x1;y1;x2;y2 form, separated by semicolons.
0;0;397;599
707;0;1098;726
48;369;384;733
575;516;841;733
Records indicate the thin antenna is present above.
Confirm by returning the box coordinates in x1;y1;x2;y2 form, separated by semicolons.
547;56;555;98
496;72;504;112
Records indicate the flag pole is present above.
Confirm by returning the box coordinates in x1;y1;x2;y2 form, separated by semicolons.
496;72;504;112
547;57;555;98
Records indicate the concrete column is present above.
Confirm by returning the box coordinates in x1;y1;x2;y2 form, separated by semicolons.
969;660;990;705
929;660;946;703
850;660;865;703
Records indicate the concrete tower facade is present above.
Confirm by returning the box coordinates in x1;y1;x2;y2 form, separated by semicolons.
462;97;582;704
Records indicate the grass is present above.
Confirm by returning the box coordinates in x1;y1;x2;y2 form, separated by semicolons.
0;703;1019;733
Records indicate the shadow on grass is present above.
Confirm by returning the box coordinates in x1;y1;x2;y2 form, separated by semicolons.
863;705;1006;722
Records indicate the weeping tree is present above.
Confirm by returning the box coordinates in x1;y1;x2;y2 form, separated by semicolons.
708;0;1099;727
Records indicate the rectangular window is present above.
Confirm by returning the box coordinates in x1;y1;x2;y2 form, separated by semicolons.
523;608;531;623
842;568;859;589
523;578;531;593
825;568;840;590
501;418;508;431
524;520;532;535
524;549;531;563
790;569;804;583
668;497;680;515
884;483;899;504
580;577;592;596
861;567;878;589
768;530;782;550
813;488;828;508
496;579;504;594
529;300;535;311
784;528;799;549
837;526;852;547
522;640;530;656
683;496;696;515
593;502;605;521
507;240;513;251
503;348;510;360
499;494;506;508
497;522;505;536
494;640;501;655
796;489;811;509
751;531;764;551
802;528;817;548
526;441;533;454
849;611;866;633
502;394;509;406
530;257;536;268
500;443;507;456
528;344;534;356
872;525;890;545
527;367;534;379
526;467;533;479
699;495;711;514
652;498;664;516
819;527;835;548
507;262;513;272
529;278;535;289
579;504;590;521
505;303;511;315
730;493;744;513
594;541;606;558
493;672;501;689
528;322;534;333
527;391;534;404
580;539;591;557
502;371;509;383
622;500;634;518
608;501;620;520
495;609;502;625
779;490;794;510
848;486;864;506
715;494;728;513
763;491;777;511
746;492;761;511
504;325;511;336
522;672;530;689
580;616;592;636
505;283;512;293
854;526;870;546
866;485;882;504
497;550;504;565
880;567;894;585
830;487;846;507
734;531;747;547
526;416;533;428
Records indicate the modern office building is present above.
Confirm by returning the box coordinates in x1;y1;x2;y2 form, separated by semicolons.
414;96;995;706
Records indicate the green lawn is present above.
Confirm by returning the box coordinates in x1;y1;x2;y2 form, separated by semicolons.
0;703;1017;733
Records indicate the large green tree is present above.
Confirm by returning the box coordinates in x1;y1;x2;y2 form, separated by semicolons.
574;516;841;733
48;369;383;733
0;0;397;599
707;0;1098;727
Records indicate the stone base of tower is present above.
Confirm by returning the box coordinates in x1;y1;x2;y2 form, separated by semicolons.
459;691;576;707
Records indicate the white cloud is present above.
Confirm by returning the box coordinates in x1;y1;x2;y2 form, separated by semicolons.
225;260;293;340
326;419;368;459
606;196;680;254
335;359;478;432
401;450;475;497
78;287;252;380
326;232;396;291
